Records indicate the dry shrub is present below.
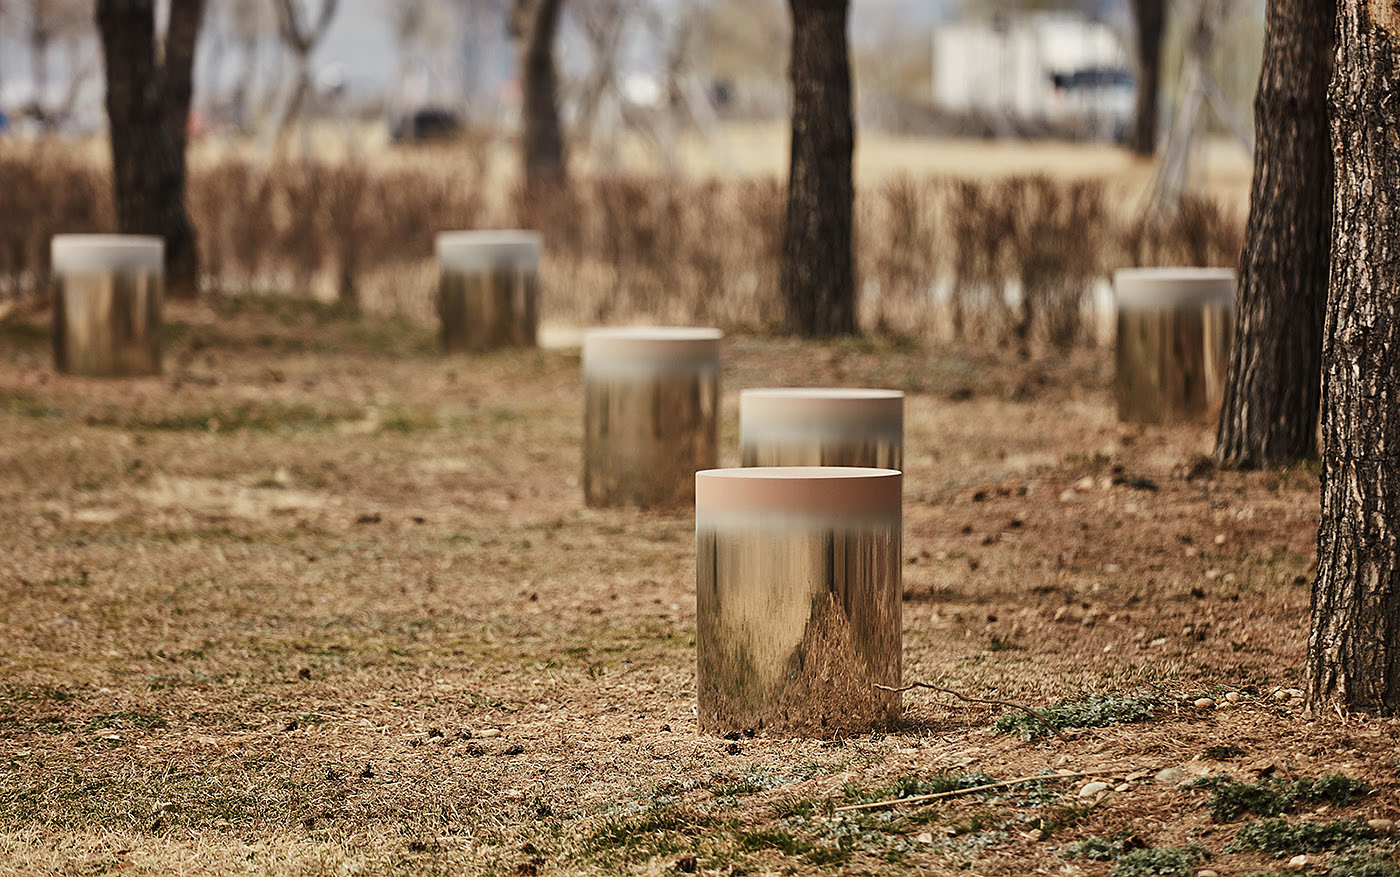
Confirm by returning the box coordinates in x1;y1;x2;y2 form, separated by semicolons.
1121;193;1245;268
1005;176;1106;352
946;179;1017;342
0;146;111;298
0;144;1247;351
860;176;938;336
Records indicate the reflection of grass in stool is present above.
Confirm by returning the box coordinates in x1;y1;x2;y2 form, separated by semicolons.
437;267;538;352
698;524;900;737
1115;305;1232;424
584;372;717;509
55;270;163;377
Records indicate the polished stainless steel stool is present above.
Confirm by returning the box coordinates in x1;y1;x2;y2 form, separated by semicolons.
1114;268;1234;424
740;388;903;469
696;467;902;736
435;230;541;352
583;327;721;508
51;234;164;377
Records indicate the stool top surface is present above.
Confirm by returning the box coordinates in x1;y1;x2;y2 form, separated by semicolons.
696;466;901;520
52;234;164;273
1113;267;1235;308
436;230;541;271
584;327;722;372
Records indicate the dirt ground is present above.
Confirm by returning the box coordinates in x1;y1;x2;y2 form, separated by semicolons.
1;299;1397;877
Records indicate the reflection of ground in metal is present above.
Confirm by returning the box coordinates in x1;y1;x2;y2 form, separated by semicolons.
583;328;721;509
697;468;901;737
1114;268;1233;424
435;231;540;352
740;388;903;469
52;235;163;377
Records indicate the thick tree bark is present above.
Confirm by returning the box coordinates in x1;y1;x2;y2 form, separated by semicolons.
1128;0;1164;155
781;0;856;337
96;0;205;300
1214;0;1333;468
512;0;566;197
1309;0;1400;714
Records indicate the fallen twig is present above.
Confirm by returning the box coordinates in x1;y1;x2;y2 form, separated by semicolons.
835;767;1127;813
875;681;1067;741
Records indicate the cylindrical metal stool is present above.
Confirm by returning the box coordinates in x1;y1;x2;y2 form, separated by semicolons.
583;327;721;509
51;234;164;377
696;467;902;737
435;230;541;352
1114;268;1235;424
739;388;903;469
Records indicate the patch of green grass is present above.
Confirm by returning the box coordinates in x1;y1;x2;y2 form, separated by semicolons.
1186;773;1371;822
1327;854;1400;877
0;389;63;419
770;797;819;819
1;684;79;703
1109;844;1207;877
88;400;362;433
801;843;852;866
211;292;361;325
711;770;787;798
993;693;1159;739
1063;832;1143;861
0;317;48;349
587;805;714;857
736;828;812;856
1225;818;1377;856
843;772;995;806
86;711;169;730
1032;800;1102;839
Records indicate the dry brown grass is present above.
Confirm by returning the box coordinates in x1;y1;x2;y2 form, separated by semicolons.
2;300;1397;876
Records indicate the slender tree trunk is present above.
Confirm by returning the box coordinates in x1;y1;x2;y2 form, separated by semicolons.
513;0;566;197
781;0;856;337
1308;0;1400;714
96;0;205;300
1214;0;1333;468
1129;0;1164;155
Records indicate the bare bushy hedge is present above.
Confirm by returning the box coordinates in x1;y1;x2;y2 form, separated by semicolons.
0;146;1243;348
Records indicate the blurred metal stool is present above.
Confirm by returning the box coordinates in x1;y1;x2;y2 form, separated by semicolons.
1114;267;1235;424
435;230;541;352
51;234;163;377
583;327;721;508
740;388;903;469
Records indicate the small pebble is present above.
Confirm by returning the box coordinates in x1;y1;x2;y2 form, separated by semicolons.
916;832;934;844
1154;767;1186;785
1225;692;1240;703
1114;783;1130;793
1289;854;1309;868
1076;476;1095;491
1059;489;1078;502
1194;697;1216;709
1198;870;1220;877
1214;533;1226;545
1078;781;1110;797
474;728;502;738
1369;818;1396;834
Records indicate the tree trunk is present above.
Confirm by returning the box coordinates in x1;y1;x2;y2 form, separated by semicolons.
513;0;566;197
96;0;205;300
1214;0;1333;468
1128;0;1164;155
1308;0;1400;714
781;0;856;337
